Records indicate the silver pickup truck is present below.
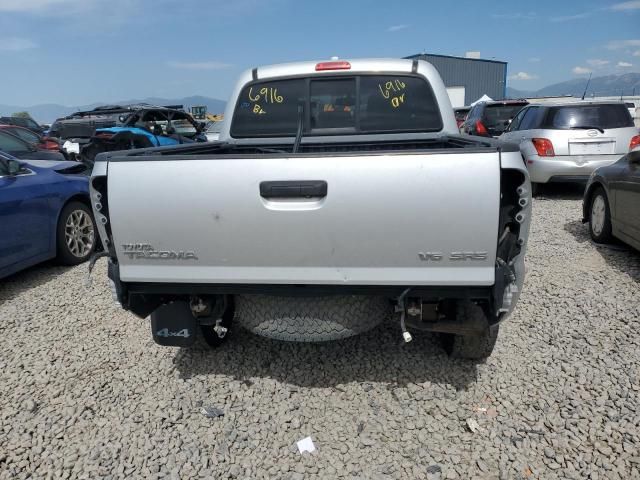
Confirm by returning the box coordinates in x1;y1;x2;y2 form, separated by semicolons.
90;58;531;360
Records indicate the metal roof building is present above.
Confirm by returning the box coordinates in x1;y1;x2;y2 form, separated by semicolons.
405;53;507;106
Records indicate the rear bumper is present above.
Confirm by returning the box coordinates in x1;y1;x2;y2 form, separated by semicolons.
118;265;496;286
526;154;620;183
108;258;497;318
108;258;493;302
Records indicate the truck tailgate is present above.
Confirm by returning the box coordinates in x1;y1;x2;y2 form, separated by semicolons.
107;153;500;285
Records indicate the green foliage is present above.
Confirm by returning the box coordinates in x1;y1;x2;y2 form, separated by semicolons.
11;111;32;119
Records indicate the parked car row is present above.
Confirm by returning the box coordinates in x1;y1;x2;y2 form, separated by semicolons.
454;99;640;252
456;100;640;191
2;105;213;169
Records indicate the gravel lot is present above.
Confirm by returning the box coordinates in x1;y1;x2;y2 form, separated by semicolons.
1;187;639;480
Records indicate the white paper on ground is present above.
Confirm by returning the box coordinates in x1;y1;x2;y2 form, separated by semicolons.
296;436;316;454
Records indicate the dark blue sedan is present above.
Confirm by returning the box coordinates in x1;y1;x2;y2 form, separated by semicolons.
0;152;96;279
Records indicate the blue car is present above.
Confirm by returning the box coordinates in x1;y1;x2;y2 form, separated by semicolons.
0;152;97;279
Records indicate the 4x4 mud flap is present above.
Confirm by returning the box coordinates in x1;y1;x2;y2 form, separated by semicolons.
150;301;197;347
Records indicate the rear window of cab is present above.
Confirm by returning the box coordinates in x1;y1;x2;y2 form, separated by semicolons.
230;74;443;137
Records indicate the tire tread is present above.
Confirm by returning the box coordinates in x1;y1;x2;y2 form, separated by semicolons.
444;301;499;360
235;295;389;342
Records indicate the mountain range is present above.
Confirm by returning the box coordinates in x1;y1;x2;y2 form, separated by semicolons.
506;73;640;99
0;96;226;123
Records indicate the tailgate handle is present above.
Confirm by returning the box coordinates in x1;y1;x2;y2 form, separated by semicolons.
260;180;327;198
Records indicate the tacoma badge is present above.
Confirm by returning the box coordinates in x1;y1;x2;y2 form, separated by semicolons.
121;243;198;260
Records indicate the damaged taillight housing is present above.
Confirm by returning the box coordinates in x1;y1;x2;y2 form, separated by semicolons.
493;167;529;315
91;176;112;251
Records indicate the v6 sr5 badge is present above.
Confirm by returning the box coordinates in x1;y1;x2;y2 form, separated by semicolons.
418;251;488;262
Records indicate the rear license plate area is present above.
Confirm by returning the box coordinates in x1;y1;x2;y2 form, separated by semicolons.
569;141;614;155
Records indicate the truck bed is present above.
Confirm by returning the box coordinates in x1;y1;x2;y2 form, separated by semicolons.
98;135;517;160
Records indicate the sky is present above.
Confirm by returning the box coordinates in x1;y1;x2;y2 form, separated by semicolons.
0;0;639;107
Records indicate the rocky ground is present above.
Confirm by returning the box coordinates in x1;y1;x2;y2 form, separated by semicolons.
1;186;639;479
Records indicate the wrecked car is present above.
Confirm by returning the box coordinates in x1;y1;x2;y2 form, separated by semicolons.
50;104;207;164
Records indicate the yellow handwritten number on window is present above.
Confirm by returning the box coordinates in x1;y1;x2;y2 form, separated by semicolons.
378;78;407;107
248;87;284;104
